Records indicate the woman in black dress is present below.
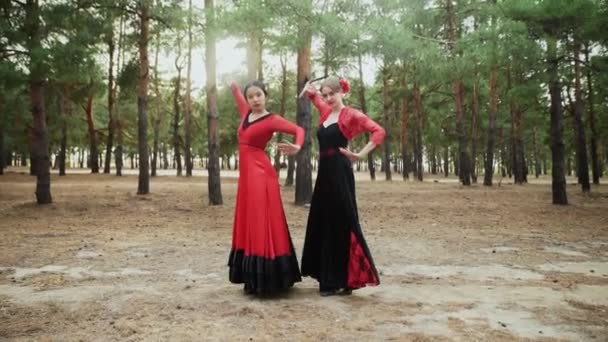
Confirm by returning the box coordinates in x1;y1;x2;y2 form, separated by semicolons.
301;77;385;296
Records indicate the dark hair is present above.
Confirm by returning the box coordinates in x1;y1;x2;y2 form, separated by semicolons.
243;80;268;97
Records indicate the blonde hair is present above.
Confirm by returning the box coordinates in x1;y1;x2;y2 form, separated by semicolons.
320;76;342;93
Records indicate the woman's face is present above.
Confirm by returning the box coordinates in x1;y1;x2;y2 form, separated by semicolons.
320;86;343;111
245;86;266;112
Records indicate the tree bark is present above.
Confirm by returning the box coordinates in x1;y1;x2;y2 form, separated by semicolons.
572;39;590;192
414;81;423;181
446;0;470;185
399;73;410;181
151;29;162;177
184;0;194;176
532;126;541;178
205;0;223;205
104;20;115;174
58;88;71;176
585;44;600;185
26;0;51;203
357;46;375;180
115;13;125;177
547;35;568;204
295;2;313;205
83;93;99;173
381;65;392;181
137;0;151;195
471;76;481;183
274;54;288;175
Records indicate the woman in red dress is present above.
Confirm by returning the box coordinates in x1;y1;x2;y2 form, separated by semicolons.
301;77;385;296
228;80;304;294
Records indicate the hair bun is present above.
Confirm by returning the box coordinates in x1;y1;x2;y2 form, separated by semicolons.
339;79;350;94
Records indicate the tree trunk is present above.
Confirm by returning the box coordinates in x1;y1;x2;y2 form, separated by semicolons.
247;31;262;80
446;0;470;185
104;21;115;174
381;65;392;181
471;76;481;183
399;73;410;181
83;94;99;173
509;68;525;184
162;142;169;169
532;127;541;178
285;155;295;186
572;39;590;192
484;0;498;186
173;47;183;176
414;81;423;181
547;35;568;204
443;146;449;177
184;0;194;176
58;89;70;176
26;0;51;203
357;47;375;181
137;0;151;195
151;29;161;177
585;44;600;185
295;2;313;205
115;14;125;177
205;0;223;205
274;54;288;175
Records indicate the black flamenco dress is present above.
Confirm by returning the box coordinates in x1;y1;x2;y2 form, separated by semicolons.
301;122;380;293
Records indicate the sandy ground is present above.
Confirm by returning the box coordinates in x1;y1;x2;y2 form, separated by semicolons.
0;168;607;341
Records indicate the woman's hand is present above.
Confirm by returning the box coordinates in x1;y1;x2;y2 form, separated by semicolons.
339;147;361;162
278;142;301;156
298;81;317;98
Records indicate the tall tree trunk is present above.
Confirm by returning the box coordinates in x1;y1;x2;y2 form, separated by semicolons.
104;20;115;174
184;0;193;176
137;0;151;195
471;76;481;183
547;35;568;204
83;93;99;173
532;127;541;178
58;88;70;176
399;72;410;181
381;65;392;181
115;14;125;177
414;81;423;181
247;31;262;80
26;0;51;203
162;142;169;169
274;54;288;175
173;42;183;176
151;29;161;177
483;0;498;186
285;156;295;186
357;46;375;180
585;44;600;185
443;145;449;177
295;1;313;205
446;0;470;185
508;68;525;185
205;0;223;205
572;39;590;192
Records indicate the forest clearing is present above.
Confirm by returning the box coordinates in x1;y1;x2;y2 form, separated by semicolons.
1;0;608;340
1;171;607;341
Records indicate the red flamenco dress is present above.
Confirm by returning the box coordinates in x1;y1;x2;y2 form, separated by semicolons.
228;83;305;294
301;92;385;294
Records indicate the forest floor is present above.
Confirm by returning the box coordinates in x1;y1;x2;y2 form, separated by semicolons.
0;168;607;341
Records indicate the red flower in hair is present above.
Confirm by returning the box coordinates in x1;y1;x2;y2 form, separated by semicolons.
339;79;350;94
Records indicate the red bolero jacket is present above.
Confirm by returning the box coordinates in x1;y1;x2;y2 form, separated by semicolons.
307;92;386;146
